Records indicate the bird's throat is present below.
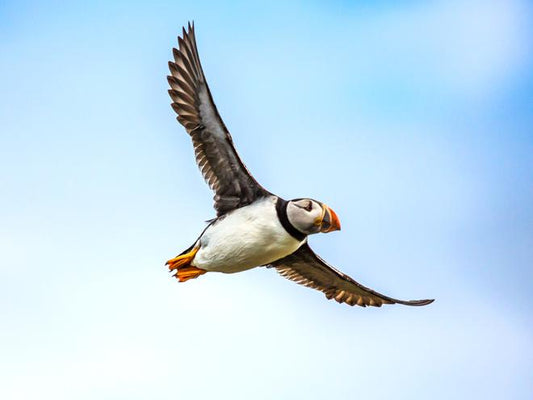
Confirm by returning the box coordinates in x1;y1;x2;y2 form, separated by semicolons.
275;198;307;241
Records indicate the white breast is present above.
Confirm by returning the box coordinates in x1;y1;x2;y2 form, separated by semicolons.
192;197;304;273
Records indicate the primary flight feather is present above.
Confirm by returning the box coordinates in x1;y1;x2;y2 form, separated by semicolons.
165;22;434;308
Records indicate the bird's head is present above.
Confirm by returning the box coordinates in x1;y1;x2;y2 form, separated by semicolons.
286;198;341;235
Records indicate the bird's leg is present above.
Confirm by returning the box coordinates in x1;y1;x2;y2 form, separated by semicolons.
166;246;206;282
166;246;199;271
174;266;206;282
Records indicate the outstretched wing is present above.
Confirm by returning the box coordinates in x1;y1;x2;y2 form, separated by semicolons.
269;243;434;307
168;23;270;216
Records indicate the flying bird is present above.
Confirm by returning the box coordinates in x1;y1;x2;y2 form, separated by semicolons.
165;23;434;308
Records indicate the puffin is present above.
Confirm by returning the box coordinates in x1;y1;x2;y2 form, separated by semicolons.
165;23;434;308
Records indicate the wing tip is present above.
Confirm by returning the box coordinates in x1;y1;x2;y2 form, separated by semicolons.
180;21;195;42
399;298;435;307
347;297;435;308
325;293;435;308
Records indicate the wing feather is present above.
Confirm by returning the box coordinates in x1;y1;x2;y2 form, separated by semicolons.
168;22;269;215
269;243;434;307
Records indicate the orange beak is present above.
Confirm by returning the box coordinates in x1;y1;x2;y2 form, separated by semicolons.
320;205;341;233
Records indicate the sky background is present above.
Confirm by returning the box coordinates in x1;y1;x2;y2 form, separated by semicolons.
1;0;532;399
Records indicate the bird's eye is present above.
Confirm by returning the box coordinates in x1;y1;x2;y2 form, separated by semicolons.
305;202;313;212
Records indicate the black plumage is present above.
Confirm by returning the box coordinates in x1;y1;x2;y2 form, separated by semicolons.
269;244;433;307
168;22;270;216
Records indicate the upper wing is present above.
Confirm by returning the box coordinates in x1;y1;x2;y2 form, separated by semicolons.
168;23;270;216
269;243;434;307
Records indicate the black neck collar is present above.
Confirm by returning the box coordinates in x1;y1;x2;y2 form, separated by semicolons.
275;198;307;241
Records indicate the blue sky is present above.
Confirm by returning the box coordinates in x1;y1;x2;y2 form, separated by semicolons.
1;0;532;399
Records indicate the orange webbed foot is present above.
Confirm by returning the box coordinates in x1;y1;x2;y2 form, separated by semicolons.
166;246;205;282
175;266;206;282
